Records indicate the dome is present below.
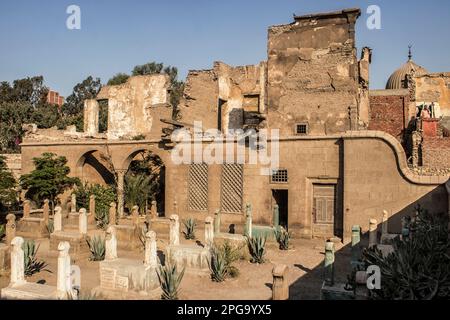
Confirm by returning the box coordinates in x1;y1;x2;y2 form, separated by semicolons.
386;50;428;90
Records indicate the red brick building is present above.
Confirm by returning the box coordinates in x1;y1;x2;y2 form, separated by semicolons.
47;90;64;106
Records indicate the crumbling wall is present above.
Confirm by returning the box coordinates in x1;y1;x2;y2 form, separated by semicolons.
368;90;410;143
266;9;361;136
84;99;99;136
178;69;219;130
98;75;172;140
415;73;450;118
179;62;266;133
422;137;450;170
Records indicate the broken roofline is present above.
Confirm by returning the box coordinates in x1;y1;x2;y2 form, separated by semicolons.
293;7;361;21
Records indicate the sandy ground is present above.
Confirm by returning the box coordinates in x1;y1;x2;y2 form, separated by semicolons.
0;235;352;300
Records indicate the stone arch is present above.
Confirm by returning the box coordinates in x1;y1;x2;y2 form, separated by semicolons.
120;147;167;216
76;149;115;185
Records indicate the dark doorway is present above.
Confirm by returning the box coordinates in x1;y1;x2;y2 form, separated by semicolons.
272;190;288;229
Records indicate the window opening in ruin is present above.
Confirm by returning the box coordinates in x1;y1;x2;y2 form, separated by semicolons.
218;99;227;132
272;189;288;229
271;169;288;184
98;99;109;133
295;123;309;135
188;163;208;211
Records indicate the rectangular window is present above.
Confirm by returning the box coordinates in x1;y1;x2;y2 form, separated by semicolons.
271;169;288;184
313;184;336;224
221;164;244;214
188;163;208;211
296;123;309;135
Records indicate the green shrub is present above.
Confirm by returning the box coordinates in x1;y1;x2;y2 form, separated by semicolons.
275;227;292;250
75;183;116;229
157;262;185;300
0;224;5;241
87;236;106;261
22;239;50;276
46;220;54;234
182;218;197;240
247;235;267;264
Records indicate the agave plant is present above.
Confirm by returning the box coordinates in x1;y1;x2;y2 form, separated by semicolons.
0;224;5;241
22;239;50;276
247;235;267;264
358;206;450;300
275;227;292;251
209;246;227;282
157;262;185;300
87;236;106;261
182;218;197;240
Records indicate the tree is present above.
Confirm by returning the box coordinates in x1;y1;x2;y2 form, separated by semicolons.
0;76;48;107
107;73;129;86
20;153;79;208
62;76;102;116
0;155;18;212
0;101;33;152
131;62;164;76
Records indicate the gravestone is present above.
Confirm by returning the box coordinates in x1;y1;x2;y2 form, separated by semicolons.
272;264;289;300
6;214;16;246
54;206;63;232
42;200;50;224
369;219;377;247
23;200;31;219
204;216;214;248
169;214;180;246
105;226;118;260
244;204;252;238
213;209;221;234
109;202;117;226
71;194;77;214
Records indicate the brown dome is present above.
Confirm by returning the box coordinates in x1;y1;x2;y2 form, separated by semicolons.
386;59;428;90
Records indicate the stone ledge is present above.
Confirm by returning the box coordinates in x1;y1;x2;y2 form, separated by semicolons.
1;283;57;300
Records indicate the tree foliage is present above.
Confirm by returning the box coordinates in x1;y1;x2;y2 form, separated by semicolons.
75;183;116;228
107;73;129;86
125;151;164;214
20;153;79;207
0;155;18;211
62;76;101;116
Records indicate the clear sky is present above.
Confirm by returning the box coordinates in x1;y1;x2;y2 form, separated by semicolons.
1;0;449;96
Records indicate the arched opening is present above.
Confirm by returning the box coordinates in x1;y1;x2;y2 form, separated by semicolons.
123;150;166;217
77;150;115;186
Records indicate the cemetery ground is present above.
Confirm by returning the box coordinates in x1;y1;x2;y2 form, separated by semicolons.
0;234;352;300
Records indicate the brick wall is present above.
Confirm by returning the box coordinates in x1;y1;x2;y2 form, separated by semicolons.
369;94;409;142
422;137;450;169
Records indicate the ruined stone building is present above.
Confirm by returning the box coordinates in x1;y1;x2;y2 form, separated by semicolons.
17;8;450;243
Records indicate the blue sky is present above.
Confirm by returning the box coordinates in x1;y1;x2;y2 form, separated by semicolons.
1;0;449;96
